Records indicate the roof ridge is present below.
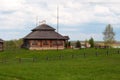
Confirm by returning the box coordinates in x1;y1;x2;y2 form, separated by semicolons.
32;24;55;31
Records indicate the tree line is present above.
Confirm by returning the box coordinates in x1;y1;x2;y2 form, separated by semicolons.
66;24;115;49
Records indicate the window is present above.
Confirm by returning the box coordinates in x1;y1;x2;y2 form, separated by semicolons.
31;40;38;46
57;41;63;46
43;40;49;45
52;40;63;46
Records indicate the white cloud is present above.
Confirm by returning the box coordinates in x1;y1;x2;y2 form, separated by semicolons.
0;0;120;40
94;5;110;15
1;0;120;27
0;0;25;11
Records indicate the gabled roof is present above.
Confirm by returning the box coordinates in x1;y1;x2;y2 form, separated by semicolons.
24;24;69;40
32;24;55;31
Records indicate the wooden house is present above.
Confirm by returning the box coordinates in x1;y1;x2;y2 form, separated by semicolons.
0;39;4;51
22;24;69;50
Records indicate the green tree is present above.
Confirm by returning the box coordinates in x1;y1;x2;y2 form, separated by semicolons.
75;40;81;48
89;37;94;48
68;41;71;47
103;24;115;44
67;41;71;48
65;41;71;48
5;39;23;50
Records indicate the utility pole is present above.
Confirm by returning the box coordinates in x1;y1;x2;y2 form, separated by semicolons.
36;16;38;26
57;5;59;51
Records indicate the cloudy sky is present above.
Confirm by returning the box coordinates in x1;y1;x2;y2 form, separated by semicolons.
0;0;120;41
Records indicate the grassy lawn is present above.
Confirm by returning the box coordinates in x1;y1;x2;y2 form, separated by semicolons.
0;48;120;80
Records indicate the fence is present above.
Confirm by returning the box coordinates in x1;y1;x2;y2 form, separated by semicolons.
0;50;120;64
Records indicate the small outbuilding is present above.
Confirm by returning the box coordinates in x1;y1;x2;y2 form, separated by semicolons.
0;39;4;51
22;23;69;50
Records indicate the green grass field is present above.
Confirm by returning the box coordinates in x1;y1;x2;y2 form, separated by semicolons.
0;48;120;80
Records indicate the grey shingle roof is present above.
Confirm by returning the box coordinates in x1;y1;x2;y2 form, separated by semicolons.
24;24;69;40
0;39;4;42
32;24;55;31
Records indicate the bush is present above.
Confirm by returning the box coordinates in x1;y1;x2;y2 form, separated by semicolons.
75;40;81;48
89;37;94;48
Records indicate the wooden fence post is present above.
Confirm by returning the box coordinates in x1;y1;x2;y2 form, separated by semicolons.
118;50;120;54
18;58;21;63
71;54;74;58
106;50;108;56
33;57;36;62
95;52;98;56
59;54;62;60
83;53;86;58
46;56;49;61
